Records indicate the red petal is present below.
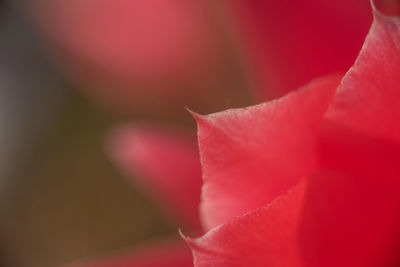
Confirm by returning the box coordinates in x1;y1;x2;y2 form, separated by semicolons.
185;181;306;267
108;124;202;231
65;239;193;267
187;129;400;267
298;125;400;266
326;8;400;143
194;75;341;230
228;0;371;98
299;9;400;265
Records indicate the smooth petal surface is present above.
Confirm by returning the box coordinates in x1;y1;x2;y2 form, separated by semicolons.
299;125;400;267
189;129;400;267
326;8;400;143
66;239;193;267
299;6;400;266
227;0;371;98
186;181;305;267
108;125;202;231
194;75;341;230
187;4;400;266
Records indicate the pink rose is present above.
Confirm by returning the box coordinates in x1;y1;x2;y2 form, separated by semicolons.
186;3;400;266
66;1;400;266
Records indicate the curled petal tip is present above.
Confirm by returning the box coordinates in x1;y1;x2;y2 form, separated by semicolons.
178;228;195;248
178;228;189;241
184;107;199;117
179;227;204;252
185;107;207;122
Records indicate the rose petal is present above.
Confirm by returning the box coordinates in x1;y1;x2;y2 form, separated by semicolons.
187;130;400;267
193;75;341;230
298;124;400;266
298;8;400;265
185;181;305;267
108;124;202;231
326;7;400;143
65;239;193;267
228;0;371;98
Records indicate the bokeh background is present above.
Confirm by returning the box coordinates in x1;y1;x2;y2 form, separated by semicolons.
0;1;252;266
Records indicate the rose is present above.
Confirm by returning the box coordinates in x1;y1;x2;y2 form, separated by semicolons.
185;4;400;266
65;1;400;266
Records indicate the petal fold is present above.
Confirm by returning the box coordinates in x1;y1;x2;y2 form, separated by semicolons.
195;75;341;230
326;10;400;143
299;126;400;266
185;181;306;267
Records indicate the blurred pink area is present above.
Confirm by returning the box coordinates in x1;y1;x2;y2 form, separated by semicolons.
27;0;246;114
226;0;372;98
23;0;377;111
108;124;202;232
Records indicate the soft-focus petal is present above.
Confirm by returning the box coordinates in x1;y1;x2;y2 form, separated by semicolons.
185;181;306;267
194;75;341;230
108;125;202;231
66;239;193;267
326;7;400;143
28;0;231;113
227;0;371;98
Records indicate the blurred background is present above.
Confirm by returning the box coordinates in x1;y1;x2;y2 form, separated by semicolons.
0;0;251;266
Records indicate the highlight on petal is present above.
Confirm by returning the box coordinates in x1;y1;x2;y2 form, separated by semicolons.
194;75;341;230
184;181;306;267
326;6;400;143
108;124;202;231
226;0;371;98
64;239;193;267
